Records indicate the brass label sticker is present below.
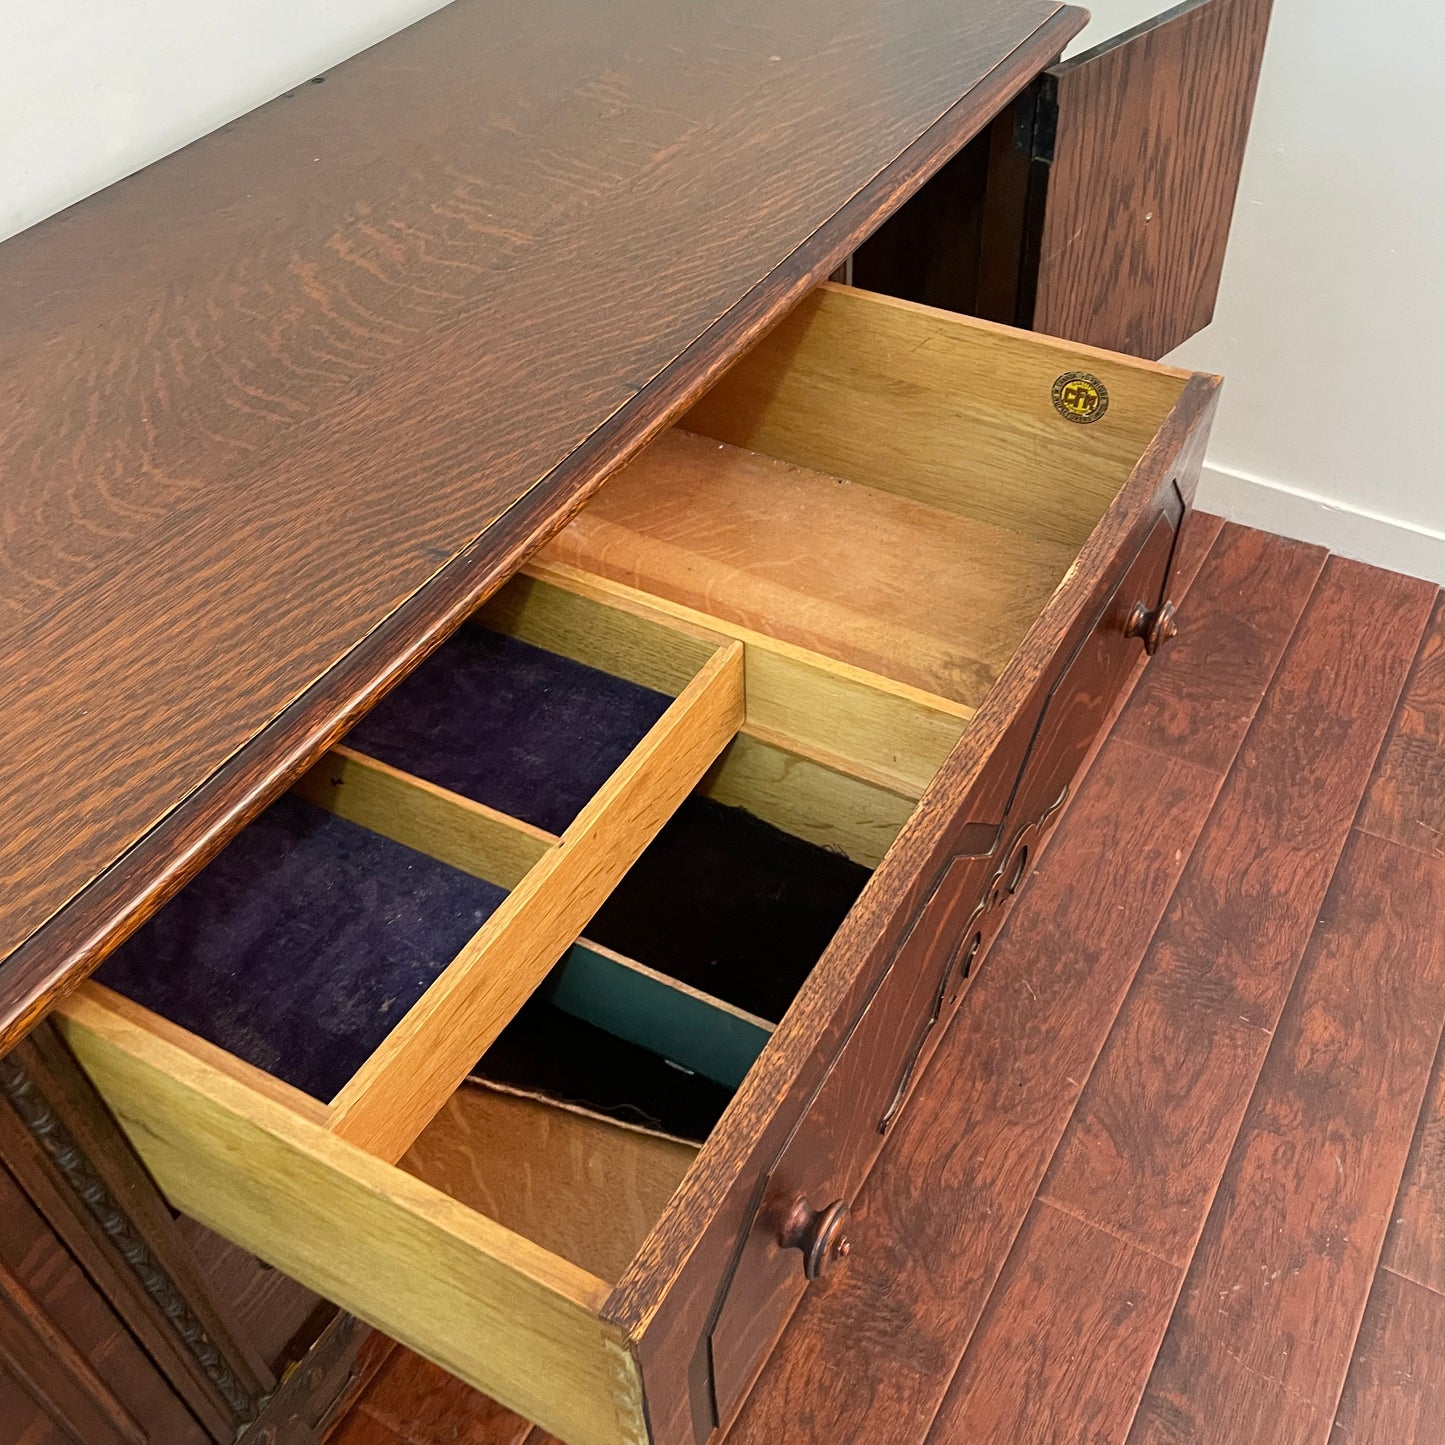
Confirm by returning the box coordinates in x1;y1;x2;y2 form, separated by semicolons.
1052;371;1110;424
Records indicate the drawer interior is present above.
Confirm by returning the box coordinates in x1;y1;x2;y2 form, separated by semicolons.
55;283;1196;1445
544;281;1190;707
81;530;971;1211
62;534;972;1435
96;575;749;1161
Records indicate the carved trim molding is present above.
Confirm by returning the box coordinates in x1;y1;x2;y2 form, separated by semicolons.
0;1051;261;1423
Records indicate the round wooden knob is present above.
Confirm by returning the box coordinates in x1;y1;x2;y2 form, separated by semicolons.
778;1196;852;1281
1125;599;1178;655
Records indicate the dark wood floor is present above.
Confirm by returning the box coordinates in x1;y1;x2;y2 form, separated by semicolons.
332;517;1445;1445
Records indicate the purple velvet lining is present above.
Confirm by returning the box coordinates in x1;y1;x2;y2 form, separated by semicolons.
343;625;673;834
97;795;506;1101
96;628;865;1127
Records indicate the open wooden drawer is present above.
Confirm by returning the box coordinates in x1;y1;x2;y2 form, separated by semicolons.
52;284;1219;1445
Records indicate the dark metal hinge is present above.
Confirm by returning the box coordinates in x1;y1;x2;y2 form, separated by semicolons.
1010;77;1059;165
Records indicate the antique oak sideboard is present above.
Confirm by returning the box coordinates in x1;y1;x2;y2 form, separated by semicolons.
0;1;1270;1441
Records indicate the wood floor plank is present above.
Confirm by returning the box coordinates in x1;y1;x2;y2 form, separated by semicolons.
1169;510;1226;600
1360;593;1445;857
1111;523;1326;775
328;1409;411;1445
923;1200;1179;1445
1128;827;1445;1445
357;1349;532;1445
724;737;1219;1445
1043;558;1437;1266
1383;625;1445;1299
1333;1267;1445;1444
1383;1037;1445;1294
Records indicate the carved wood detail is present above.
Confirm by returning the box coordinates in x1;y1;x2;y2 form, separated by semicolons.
0;1051;262;1422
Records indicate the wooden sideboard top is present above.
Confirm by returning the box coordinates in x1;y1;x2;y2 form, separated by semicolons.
0;0;1082;1049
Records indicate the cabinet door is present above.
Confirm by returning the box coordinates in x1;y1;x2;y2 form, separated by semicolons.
979;0;1274;357
0;1026;279;1441
1;1024;380;1444
0;1161;213;1444
854;0;1272;360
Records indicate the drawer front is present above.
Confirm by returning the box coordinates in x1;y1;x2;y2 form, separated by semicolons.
966;503;1181;917
706;852;987;1421
704;503;1178;1426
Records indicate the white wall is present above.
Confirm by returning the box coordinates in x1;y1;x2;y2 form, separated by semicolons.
0;0;453;242
5;1;1442;579
1075;0;1445;582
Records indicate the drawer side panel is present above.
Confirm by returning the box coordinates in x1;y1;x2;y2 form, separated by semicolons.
54;991;640;1445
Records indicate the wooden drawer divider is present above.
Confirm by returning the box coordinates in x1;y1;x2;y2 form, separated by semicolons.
322;637;745;1160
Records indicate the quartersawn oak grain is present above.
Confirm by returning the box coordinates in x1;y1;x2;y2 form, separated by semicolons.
1041;558;1436;1266
1033;0;1275;357
0;0;1083;1048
